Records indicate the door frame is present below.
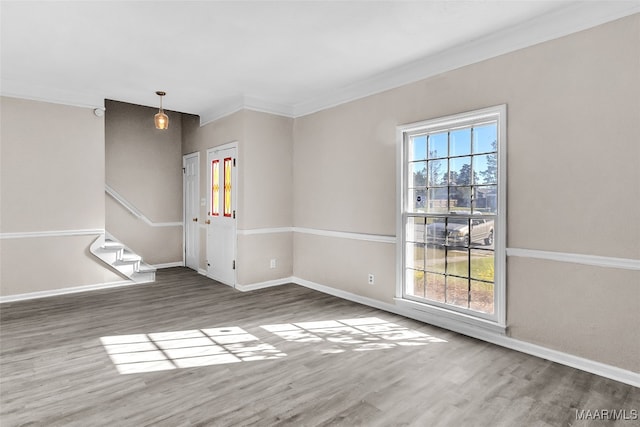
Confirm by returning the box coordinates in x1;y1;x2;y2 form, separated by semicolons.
206;141;238;287
183;151;200;270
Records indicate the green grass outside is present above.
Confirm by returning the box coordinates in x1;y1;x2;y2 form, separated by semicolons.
410;246;494;285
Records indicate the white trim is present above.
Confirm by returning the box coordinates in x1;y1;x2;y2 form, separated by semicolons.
151;261;184;269
394;298;506;335
0;228;104;239
238;227;293;236
0;280;151;304
199;98;245;126
235;277;294;292
106;185;182;228
198;268;208;276
199;95;295;126
0;84;106;110
237;226;396;243
491;335;640;389
293;227;396;244
507;248;640;271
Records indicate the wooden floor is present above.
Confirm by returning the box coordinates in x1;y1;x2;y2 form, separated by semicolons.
1;268;638;427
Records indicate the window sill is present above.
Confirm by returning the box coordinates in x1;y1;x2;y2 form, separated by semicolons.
394;297;506;337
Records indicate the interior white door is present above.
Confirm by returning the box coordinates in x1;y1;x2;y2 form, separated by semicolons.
183;153;199;271
206;145;237;286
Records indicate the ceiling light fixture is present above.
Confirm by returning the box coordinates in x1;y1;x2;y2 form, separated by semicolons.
154;91;169;130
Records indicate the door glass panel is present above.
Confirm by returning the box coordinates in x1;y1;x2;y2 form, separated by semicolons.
211;160;220;216
223;157;232;217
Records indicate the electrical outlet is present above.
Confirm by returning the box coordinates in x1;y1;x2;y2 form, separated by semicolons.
270;259;277;269
368;274;375;285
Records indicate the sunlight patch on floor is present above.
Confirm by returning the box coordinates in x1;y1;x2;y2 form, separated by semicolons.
261;317;447;352
101;327;286;374
101;318;445;374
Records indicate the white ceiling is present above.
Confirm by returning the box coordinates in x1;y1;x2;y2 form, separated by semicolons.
2;1;639;124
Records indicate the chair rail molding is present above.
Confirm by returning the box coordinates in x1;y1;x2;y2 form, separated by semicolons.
0;228;105;239
506;248;640;271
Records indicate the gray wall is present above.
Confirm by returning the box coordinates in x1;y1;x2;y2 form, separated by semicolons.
0;97;122;295
105;100;184;265
182;110;294;285
292;14;639;372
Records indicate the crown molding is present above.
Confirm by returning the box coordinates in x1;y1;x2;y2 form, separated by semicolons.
201;1;640;123
3;2;638;123
291;1;640;117
199;95;294;126
0;79;105;110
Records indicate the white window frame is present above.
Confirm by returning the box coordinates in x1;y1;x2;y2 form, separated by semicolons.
395;105;507;331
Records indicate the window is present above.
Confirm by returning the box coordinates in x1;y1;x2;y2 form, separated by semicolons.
398;105;506;326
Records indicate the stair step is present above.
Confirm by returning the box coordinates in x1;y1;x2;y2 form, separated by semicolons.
102;241;124;251
130;270;156;283
120;253;142;262
137;262;157;273
91;234;156;284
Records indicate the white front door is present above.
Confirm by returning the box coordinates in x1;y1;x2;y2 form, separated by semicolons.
206;144;237;286
183;152;200;271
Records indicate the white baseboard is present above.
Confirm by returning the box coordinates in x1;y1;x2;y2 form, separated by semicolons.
0;279;150;303
235;277;294;292
151;261;184;269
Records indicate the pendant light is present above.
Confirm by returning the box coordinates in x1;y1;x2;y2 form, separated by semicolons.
154;91;169;130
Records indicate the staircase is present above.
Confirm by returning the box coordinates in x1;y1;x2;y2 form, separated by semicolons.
90;233;156;283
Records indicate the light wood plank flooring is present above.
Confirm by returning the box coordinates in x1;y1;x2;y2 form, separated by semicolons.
1;268;638;426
